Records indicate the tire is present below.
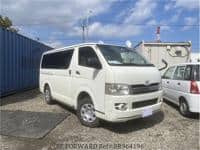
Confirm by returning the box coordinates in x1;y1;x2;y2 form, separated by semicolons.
44;85;54;104
77;97;100;127
179;98;190;117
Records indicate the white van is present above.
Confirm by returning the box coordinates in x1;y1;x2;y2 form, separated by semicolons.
40;43;163;127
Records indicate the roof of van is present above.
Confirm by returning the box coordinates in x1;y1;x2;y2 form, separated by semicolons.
43;42;128;54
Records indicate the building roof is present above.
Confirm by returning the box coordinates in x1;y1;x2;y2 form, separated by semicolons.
134;41;191;48
171;62;200;66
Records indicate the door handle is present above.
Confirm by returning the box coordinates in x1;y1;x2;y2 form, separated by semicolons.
76;71;80;75
177;82;181;85
47;72;53;75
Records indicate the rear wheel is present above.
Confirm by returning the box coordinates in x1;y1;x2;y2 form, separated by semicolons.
44;85;54;104
77;96;100;127
179;98;190;117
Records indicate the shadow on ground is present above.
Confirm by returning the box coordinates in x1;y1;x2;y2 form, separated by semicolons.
56;101;165;134
163;99;199;120
101;111;164;134
0;89;41;106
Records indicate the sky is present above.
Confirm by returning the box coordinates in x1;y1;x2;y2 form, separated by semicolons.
1;0;199;52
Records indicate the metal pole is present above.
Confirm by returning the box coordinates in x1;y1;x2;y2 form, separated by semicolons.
81;18;85;43
86;10;92;42
82;25;85;42
86;16;88;42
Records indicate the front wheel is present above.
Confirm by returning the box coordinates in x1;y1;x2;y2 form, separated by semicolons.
77;97;100;127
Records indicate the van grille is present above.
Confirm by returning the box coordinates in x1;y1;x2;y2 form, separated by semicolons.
130;83;159;94
132;98;158;109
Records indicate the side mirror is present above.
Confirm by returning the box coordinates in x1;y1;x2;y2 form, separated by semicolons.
87;58;102;69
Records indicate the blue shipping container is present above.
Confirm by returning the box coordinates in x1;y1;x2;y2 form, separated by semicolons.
0;27;52;97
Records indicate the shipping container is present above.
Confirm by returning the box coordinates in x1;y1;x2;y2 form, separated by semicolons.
0;27;52;97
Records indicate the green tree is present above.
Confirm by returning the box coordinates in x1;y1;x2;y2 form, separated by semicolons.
0;15;18;32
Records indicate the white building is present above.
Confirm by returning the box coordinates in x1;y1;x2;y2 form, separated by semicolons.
190;52;200;62
134;41;191;73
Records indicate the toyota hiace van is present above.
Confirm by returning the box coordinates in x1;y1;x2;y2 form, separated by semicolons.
40;43;163;127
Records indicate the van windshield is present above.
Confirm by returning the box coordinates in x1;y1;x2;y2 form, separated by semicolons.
97;45;153;66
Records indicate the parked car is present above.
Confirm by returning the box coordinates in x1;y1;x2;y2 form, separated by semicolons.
40;43;163;127
162;63;200;116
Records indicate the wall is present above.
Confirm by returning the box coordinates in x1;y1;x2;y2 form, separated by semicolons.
135;43;191;74
190;52;200;62
0;27;52;97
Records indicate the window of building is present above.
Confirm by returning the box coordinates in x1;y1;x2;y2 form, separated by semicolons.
175;50;182;57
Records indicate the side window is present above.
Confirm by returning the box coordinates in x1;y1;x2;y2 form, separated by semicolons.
163;67;175;79
79;47;101;68
42;50;74;69
193;65;200;81
173;66;186;80
184;65;192;80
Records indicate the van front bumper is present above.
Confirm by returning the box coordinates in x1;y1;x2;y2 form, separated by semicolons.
103;90;163;122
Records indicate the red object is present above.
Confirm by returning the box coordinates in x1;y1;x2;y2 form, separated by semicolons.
190;80;200;94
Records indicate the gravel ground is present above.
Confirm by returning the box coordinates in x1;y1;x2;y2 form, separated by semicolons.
0;89;199;150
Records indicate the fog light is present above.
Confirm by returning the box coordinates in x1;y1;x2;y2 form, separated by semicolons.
115;103;128;111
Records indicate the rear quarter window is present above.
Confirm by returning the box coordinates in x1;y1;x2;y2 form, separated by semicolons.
42;50;74;69
193;65;200;81
184;65;200;81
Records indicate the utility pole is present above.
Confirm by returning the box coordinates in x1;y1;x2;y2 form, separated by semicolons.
81;19;86;43
86;10;93;42
81;10;93;43
156;26;161;42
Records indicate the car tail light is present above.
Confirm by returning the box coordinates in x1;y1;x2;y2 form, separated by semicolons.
190;80;200;94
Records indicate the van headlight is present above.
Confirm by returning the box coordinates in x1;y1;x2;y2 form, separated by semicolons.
105;83;130;95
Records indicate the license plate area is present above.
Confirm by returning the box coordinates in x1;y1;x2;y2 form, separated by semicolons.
142;107;153;118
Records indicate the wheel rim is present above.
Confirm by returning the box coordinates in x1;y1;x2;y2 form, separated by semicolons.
80;104;96;123
45;89;50;102
180;102;187;114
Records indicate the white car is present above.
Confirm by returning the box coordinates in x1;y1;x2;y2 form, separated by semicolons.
162;63;200;116
40;43;163;127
